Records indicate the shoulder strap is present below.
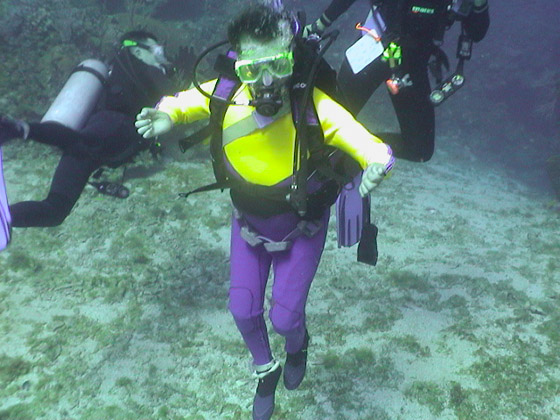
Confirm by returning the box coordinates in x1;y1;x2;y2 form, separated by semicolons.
177;51;242;197
209;73;242;184
290;44;356;189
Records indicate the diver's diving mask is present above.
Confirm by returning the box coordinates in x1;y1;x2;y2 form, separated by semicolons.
122;39;169;66
234;51;294;84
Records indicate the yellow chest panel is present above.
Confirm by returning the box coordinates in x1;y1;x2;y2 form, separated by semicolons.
223;109;296;186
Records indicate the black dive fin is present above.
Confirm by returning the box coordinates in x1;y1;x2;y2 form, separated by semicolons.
89;181;130;199
357;222;378;266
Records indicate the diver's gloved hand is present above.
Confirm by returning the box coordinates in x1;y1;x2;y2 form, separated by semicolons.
135;108;173;139
0;115;29;146
303;14;332;38
359;163;386;197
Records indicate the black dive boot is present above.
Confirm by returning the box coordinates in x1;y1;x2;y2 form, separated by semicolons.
0;115;29;146
283;330;309;390
253;360;282;420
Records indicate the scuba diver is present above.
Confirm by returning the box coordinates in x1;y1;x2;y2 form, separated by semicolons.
305;0;490;162
135;4;393;420
0;30;195;229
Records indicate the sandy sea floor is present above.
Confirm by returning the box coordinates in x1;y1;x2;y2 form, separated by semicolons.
0;132;559;420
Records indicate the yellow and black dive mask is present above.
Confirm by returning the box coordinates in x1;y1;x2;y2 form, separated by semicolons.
234;51;294;117
234;51;294;84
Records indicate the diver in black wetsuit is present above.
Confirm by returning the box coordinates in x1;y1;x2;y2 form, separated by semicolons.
0;30;194;227
306;0;490;162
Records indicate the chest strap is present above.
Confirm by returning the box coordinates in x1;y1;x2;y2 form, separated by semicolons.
222;107;290;146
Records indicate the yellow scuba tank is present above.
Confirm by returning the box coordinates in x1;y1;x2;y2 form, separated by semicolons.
41;59;108;130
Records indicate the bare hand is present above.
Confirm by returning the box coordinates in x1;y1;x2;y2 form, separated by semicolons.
135;108;173;139
359;163;386;197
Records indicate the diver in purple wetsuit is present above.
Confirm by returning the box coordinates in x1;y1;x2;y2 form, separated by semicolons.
135;4;393;419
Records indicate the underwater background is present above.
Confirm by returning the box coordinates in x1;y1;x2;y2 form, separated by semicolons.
0;0;559;419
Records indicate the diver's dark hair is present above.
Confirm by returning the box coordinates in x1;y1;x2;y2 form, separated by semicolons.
119;30;158;45
228;4;292;50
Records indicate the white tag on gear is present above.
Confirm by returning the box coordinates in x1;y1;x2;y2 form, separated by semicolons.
345;10;385;74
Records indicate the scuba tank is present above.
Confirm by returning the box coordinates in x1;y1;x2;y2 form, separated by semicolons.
41;59;108;130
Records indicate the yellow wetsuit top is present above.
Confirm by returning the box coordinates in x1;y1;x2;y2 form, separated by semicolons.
157;80;393;187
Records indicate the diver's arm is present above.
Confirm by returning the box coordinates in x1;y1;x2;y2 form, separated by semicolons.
305;0;357;36
463;0;490;42
155;79;216;124
314;89;393;196
135;79;217;139
323;0;359;23
314;89;394;172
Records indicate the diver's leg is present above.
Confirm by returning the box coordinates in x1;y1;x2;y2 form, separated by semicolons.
269;209;329;351
10;153;98;227
229;213;274;366
27;122;86;150
387;48;435;162
338;56;389;116
0;116;29;146
229;212;283;420
269;208;330;390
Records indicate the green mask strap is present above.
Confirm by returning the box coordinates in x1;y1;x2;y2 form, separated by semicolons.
122;39;138;48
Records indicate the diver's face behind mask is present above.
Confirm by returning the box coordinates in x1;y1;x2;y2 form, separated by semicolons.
236;37;294;117
123;38;170;73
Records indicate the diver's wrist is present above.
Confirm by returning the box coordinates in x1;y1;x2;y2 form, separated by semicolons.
383;150;395;175
319;13;332;28
313;14;332;35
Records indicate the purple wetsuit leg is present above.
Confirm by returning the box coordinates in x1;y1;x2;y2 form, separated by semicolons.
228;208;330;364
269;209;329;354
229;213;274;366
